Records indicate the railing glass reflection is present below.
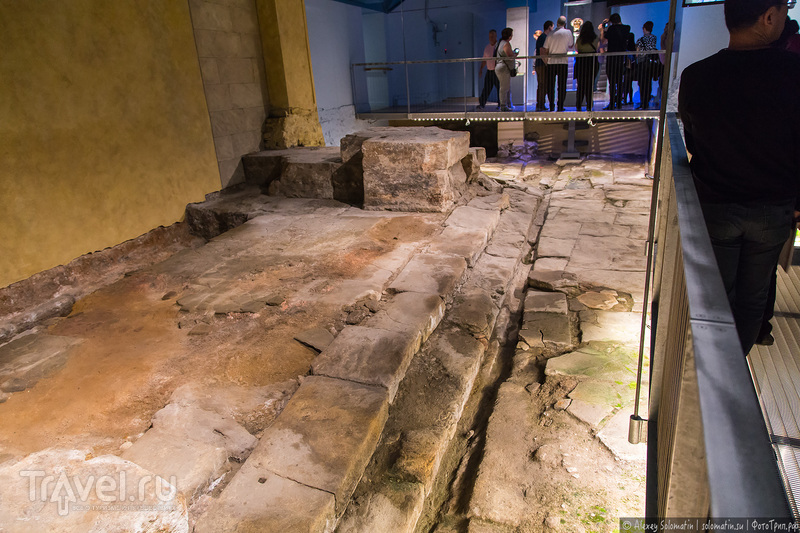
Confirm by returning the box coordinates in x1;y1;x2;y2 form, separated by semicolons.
351;50;665;117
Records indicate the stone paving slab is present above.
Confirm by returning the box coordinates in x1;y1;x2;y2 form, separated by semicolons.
121;402;257;501
468;254;520;304
467;193;509;212
579;221;632;238
566;267;646;306
579;309;642;344
615;212;649;226
247;376;389;511
568;235;646;271
545;345;636;383
468;381;533;527
524;291;568;314
389;253;468;297
536;237;576;258
548;207;617;225
427;226;488;267
519;312;574;355
538;221;582;240
0;333;83;398
527;269;580;294
0;448;188;533
447;291;499;338
597;409;647;462
366;292;445;350
194;465;335;533
531;258;568;272
312;326;418;402
445;206;501;237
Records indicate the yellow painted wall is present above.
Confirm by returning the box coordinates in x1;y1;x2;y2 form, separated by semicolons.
0;0;221;288
258;0;317;112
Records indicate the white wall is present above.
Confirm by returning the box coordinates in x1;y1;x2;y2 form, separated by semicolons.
619;1;671;42
675;4;727;74
305;0;375;146
676;4;800;75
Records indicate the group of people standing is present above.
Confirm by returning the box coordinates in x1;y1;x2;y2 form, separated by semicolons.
478;13;663;112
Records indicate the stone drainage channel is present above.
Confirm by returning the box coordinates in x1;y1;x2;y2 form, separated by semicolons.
342;155;650;533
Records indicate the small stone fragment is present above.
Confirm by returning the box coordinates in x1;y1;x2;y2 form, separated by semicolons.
545;515;562;528
554;398;571;410
576;290;619;310
525;382;541;394
265;293;285;306
239;299;265;313
189;324;212;336
533;444;559;467
294;327;335;352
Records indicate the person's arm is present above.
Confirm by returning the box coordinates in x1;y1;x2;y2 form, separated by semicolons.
677;74;695;157
504;42;515;57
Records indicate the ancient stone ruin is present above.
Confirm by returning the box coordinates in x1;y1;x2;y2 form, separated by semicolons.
243;126;485;212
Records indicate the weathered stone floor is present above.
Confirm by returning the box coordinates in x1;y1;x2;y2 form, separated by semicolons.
438;155;650;533
0;151;651;533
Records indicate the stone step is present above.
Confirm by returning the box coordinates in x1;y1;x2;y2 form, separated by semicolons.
192;177;518;532
334;184;544;533
184;184;349;241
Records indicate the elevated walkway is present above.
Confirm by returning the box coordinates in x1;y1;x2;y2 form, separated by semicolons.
750;265;800;519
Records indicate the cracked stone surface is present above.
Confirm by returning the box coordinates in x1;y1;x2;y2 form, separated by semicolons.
0;449;188;532
461;154;649;533
248;376;389;512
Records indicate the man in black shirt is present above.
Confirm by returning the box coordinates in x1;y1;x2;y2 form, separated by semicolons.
679;0;800;354
535;20;554;111
600;13;632;109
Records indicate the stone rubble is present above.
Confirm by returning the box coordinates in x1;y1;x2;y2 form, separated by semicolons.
0;126;653;533
459;155;650;533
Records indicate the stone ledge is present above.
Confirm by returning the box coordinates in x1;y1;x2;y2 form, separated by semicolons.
388;254;468;298
312;326;419;402
194;465;335;533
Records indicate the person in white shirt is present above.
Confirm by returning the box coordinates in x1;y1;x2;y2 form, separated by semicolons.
541;16;575;111
478;29;499;109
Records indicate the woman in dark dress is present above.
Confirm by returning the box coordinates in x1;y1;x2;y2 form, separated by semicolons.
574;21;599;111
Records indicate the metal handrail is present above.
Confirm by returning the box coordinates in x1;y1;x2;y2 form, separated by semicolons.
646;114;792;521
352;49;665;67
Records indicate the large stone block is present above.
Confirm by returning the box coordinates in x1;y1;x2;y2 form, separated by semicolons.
241;149;292;186
366;292;446;349
194;466;335;533
121;403;257;501
312;326;419;402
389;253;468;297
280;147;341;200
340;127;398;163
362;127;470;212
247;376;389;512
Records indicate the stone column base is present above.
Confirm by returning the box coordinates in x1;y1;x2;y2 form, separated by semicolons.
263;109;325;149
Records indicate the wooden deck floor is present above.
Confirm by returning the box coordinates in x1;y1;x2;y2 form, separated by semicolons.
749;265;800;518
